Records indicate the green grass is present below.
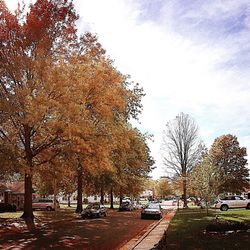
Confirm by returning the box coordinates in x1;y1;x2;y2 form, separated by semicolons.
0;211;23;219
215;209;250;223
165;208;250;250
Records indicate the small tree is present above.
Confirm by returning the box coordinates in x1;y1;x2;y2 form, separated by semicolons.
189;156;221;214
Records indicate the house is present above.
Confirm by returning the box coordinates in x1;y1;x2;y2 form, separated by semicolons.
0;182;25;210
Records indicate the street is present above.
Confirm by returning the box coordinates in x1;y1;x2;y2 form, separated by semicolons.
0;208;158;250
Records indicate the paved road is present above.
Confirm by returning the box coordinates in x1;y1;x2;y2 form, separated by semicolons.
0;209;156;250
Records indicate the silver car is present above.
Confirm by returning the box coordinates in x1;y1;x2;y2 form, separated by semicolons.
32;198;60;211
141;203;162;220
81;203;107;219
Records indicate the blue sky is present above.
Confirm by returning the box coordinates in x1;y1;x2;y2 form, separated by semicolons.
6;0;250;179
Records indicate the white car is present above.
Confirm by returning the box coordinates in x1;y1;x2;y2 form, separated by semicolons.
32;198;60;211
213;195;250;211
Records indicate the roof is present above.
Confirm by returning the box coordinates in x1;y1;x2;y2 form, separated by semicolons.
0;184;8;192
7;181;25;194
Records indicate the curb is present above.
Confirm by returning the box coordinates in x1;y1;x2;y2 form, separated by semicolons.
130;218;164;249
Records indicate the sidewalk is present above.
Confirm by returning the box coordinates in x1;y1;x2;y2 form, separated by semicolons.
120;208;176;250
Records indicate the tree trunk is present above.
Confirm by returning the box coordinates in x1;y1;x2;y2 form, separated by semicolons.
110;187;114;209
21;125;35;221
183;176;188;209
53;178;57;211
21;174;34;219
67;194;71;207
75;162;83;213
119;189;123;206
100;186;104;205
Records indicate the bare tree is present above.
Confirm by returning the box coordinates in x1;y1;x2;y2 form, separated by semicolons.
161;112;205;208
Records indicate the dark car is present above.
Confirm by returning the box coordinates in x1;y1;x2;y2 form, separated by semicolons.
141;203;162;220
81;203;107;219
0;203;17;213
119;201;133;211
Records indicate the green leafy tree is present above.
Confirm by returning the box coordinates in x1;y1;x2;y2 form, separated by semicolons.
189;156;221;214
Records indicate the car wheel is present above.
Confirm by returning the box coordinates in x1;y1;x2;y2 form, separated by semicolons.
246;203;250;209
220;205;228;211
46;206;52;211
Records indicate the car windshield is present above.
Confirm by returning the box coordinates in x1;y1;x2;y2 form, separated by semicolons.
146;203;160;209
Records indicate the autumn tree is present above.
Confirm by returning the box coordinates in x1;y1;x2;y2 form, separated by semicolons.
0;0;128;220
112;128;154;204
0;0;153;222
0;0;80;220
189;156;221;214
209;134;249;194
161;113;205;208
155;178;172;199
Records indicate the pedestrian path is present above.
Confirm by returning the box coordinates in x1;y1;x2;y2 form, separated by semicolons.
120;209;176;250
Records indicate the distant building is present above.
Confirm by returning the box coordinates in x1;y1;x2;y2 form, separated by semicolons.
140;189;153;198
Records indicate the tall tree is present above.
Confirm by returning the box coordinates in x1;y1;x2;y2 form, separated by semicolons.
162;112;204;208
209;134;249;194
0;0;79;220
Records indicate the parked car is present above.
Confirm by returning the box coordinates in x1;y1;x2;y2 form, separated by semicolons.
141;203;162;220
0;203;17;213
32;198;60;211
119;201;133;211
81;203;107;219
213;195;250;211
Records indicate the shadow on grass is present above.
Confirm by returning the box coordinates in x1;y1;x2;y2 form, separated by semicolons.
165;208;250;250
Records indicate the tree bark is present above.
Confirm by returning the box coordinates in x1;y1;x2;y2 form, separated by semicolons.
21;125;35;221
53;178;57;211
67;194;71;207
119;189;123;206
183;176;188;209
110;187;114;209
75;162;83;213
100;186;104;205
21;173;34;219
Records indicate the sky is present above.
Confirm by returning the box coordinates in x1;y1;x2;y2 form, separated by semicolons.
5;0;250;179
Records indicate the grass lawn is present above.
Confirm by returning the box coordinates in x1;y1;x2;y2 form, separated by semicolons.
165;207;250;250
